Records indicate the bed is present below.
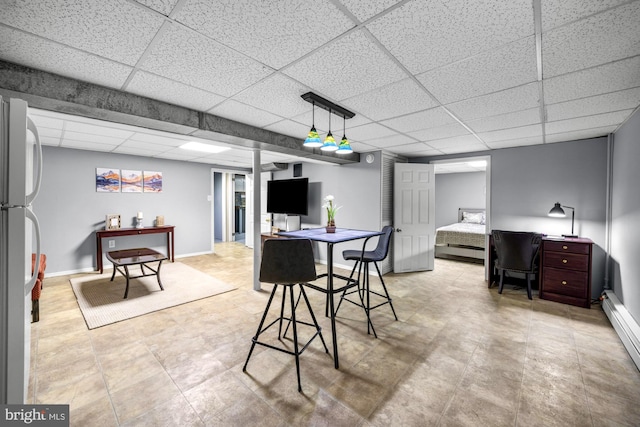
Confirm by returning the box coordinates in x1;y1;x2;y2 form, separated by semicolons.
435;208;486;263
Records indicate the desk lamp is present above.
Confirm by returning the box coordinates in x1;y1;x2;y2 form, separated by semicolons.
548;202;577;238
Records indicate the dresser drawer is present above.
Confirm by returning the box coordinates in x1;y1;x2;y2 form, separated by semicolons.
543;240;590;254
543;267;589;298
543;251;589;271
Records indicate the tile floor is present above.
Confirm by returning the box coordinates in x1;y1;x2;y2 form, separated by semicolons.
29;242;640;426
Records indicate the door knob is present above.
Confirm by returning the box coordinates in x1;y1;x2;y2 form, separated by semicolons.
396;228;402;232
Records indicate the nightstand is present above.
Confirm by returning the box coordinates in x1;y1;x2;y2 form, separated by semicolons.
539;237;593;308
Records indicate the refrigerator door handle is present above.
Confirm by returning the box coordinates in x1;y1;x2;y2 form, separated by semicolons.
24;207;41;296
26;116;43;205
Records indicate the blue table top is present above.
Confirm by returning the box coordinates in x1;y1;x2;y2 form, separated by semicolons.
277;227;382;244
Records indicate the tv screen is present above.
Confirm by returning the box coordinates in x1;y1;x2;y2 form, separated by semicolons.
267;178;308;215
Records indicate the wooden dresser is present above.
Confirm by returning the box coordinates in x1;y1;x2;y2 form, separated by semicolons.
539;237;593;308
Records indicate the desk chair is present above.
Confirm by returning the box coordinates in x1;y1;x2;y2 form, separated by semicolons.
492;230;542;300
243;238;329;392
336;226;396;337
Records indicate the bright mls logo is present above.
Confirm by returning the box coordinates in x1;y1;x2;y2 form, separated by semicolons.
2;405;69;426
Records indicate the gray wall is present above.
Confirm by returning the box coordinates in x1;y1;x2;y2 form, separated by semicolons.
435;171;486;228
610;108;640;321
33;146;213;274
214;172;222;241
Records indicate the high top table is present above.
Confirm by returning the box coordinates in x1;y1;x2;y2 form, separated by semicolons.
277;227;383;369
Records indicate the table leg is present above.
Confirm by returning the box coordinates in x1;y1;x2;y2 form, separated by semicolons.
156;260;165;291
123;265;131;299
97;236;103;273
327;242;339;369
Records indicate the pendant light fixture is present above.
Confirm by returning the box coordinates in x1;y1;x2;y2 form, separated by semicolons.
321;109;338;151
336;114;353;154
303;100;322;148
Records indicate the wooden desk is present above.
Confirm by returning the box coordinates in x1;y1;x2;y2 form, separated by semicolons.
96;226;174;273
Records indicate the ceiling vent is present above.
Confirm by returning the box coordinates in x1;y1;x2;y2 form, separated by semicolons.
261;162;288;172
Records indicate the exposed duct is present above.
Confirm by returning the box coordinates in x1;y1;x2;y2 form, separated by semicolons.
261;162;288;172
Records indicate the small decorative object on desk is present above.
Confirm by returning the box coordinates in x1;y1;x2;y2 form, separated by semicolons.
136;211;144;228
156;215;164;226
323;195;341;233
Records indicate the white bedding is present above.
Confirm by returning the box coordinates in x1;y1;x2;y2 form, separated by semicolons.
435;222;486;248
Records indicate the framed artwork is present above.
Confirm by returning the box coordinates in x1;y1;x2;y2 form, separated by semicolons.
105;214;121;230
96;168;120;192
121;170;143;193
143;171;163;193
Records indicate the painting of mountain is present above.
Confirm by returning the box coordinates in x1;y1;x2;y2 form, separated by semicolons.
143;171;163;193
96;168;120;192
122;170;142;193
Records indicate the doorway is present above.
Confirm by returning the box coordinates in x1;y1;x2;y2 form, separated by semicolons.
212;171;247;246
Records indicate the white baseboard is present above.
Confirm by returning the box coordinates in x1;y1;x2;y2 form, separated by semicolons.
603;290;640;371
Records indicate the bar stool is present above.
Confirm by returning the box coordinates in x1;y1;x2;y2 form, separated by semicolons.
336;226;397;337
243;238;329;392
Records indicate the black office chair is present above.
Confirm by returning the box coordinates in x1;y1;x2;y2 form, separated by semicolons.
336;226;397;337
492;230;542;300
243;238;328;392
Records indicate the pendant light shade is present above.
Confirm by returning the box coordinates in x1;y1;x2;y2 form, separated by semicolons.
303;101;323;148
336;115;352;154
321;110;338;151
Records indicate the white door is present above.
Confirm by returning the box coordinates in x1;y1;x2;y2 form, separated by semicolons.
245;172;271;248
393;163;435;272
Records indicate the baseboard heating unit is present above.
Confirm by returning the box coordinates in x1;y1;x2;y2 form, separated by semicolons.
602;290;640;371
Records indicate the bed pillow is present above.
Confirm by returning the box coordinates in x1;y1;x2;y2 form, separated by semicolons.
461;211;485;224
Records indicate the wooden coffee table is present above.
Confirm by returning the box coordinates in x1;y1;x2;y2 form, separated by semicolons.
106;248;168;298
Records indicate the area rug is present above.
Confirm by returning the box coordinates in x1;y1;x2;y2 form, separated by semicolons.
70;262;236;329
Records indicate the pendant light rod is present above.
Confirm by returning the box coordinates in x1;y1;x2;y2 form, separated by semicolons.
301;92;355;119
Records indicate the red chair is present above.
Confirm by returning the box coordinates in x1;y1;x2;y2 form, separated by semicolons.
31;253;47;323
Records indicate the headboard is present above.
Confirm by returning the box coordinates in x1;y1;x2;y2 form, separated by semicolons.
458;208;485;223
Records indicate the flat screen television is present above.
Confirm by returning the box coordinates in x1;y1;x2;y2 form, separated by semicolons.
267;178;308;215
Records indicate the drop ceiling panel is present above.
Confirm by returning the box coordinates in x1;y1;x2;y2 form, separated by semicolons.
380;107;457;133
36;127;63;139
63;131;127;146
342;78;438;121
174;0;353;69
466;108;541;133
542;2;640;78
426;134;483;149
439;144;489;155
545;126;616;143
446;83;540;121
135;0;180;16
0;27;132;90
366;0;534;74
126;70;225;112
141;24;272;97
391;143;442;156
127;132;191;147
418;36;537;105
117;140;173;153
340;0;403;22
365;133;417;148
478;124;543;143
546;88;640;122
486;136;544;149
408;122;470;142
283;29;406;101
208;100;283;128
64;122;134;140
546;110;632;134
541;0;630;31
347;122;397;141
231;74;312;119
544;56;640;104
263;120;311;140
61;139;118;152
0;0;165;65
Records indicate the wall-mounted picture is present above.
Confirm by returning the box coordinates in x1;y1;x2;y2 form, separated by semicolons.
96;168;120;193
121;170;143;193
143;171;163;193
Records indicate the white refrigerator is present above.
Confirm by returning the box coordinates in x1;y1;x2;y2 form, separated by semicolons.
0;96;42;404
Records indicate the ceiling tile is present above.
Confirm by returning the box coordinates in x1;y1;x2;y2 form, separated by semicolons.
477;124;543;143
380;107;457;133
39;136;61;146
417;36;537;104
126;71;226;112
365;133;418;148
174;0;353;69
545;110;632;135
466;108;541;133
209;100;283;128
347;122;397;142
141;24;272;97
263;120;311;140
64;123;133;140
134;0;180;16
439;144;489;155
127;132;190;146
339;0;403;22
0;0;165;65
546;88;640;122
446;83;540;121
283;29;406;101
542;2;640;78
544;56;640;104
367;0;534;74
36;127;63;139
426;134;483;149
485;135;544;149
391;143;443;157
60;139;117;152
232;74;311;118
408;122;470;142
118;140;173;153
29;112;64;130
545;126;617;143
348;141;378;152
0;27;132;89
63;131;127;145
541;0;630;31
342;78;438;121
